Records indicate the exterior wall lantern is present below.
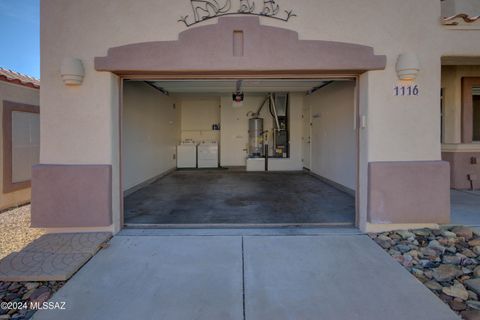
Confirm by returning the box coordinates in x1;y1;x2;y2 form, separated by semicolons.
396;53;420;81
60;58;85;85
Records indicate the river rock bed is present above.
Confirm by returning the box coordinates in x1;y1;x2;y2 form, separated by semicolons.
0;281;64;319
370;226;480;320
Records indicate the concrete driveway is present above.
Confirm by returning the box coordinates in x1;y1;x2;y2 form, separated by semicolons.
34;231;458;320
451;190;480;226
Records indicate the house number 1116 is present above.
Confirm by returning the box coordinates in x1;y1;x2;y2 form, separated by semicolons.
394;84;419;96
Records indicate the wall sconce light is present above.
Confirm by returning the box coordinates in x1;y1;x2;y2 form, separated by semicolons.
396;53;420;81
60;58;85;85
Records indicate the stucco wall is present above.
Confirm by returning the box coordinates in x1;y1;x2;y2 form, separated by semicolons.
0;81;39;210
40;0;480;231
179;96;220;143
123;82;178;191
41;0;480;165
305;81;356;190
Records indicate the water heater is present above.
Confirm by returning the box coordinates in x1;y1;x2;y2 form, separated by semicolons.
248;117;264;158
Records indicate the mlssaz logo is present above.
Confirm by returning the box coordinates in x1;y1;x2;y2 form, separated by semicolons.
179;0;296;27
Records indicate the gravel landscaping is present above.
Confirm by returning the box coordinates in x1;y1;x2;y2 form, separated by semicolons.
0;205;44;260
370;226;480;320
0;205;63;320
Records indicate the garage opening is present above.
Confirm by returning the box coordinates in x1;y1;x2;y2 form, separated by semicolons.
121;78;357;227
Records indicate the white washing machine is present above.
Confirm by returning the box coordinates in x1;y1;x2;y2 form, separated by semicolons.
197;141;219;168
177;141;197;168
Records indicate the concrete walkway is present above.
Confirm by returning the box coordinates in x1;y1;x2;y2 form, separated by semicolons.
34;233;458;320
0;232;111;281
451;190;480;226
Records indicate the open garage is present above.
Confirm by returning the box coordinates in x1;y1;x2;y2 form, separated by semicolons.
122;78;358;227
31;3;456;234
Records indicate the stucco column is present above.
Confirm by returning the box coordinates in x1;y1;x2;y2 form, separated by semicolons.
363;57;451;232
31;58;120;233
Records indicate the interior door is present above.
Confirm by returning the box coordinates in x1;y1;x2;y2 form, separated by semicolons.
302;104;311;169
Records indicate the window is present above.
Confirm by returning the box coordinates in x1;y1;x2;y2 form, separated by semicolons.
461;78;480;143
3;101;40;193
441;88;444;143
473;87;480;141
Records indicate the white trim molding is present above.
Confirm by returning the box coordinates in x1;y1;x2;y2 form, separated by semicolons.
442;143;480;152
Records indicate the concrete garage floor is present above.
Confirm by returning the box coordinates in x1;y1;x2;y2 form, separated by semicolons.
124;171;355;226
34;234;458;320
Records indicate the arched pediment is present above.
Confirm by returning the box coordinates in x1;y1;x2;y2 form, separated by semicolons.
95;16;386;75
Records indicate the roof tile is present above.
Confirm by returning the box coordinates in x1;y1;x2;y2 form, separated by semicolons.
443;13;480;25
0;67;40;89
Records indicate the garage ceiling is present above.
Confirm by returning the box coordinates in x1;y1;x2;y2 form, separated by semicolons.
141;79;345;94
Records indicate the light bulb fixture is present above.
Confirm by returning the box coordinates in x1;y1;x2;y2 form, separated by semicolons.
60;58;85;85
396;53;420;81
232;92;244;103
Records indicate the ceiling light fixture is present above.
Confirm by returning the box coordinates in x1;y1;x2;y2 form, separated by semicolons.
232;80;244;106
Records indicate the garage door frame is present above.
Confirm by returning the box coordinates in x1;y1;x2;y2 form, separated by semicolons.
118;74;361;229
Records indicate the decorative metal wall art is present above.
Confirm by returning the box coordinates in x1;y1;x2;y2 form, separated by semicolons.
179;0;296;27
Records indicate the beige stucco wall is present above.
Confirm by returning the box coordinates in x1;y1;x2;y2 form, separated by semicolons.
41;0;480;164
442;65;480;144
179;96;220;143
0;81;39;210
305;81;356;190
40;0;480;231
123;82;178;191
